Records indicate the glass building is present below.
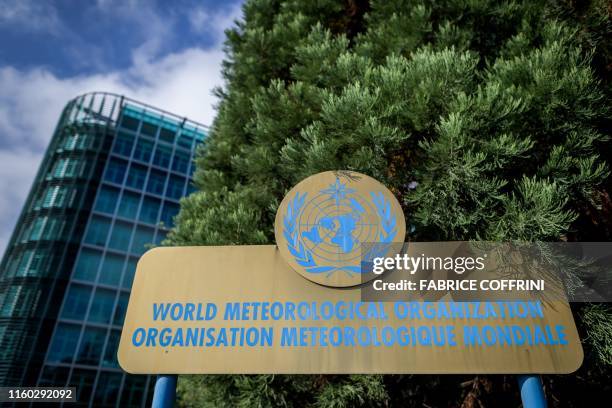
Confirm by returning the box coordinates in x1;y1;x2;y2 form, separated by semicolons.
0;92;205;406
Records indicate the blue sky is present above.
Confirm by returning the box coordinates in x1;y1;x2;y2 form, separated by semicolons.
0;0;244;256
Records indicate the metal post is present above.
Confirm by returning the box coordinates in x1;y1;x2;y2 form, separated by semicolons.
518;375;546;408
152;375;177;408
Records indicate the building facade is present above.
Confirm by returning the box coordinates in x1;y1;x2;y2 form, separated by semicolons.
0;92;205;406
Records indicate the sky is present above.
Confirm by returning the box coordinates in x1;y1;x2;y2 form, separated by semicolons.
0;0;244;257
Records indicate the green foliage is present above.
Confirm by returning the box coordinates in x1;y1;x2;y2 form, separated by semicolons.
168;0;611;405
177;375;388;408
581;304;612;365
313;375;388;408
177;374;316;408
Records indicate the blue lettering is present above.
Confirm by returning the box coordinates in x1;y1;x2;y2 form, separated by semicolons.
132;328;145;346
146;328;158;346
153;303;170;321
184;303;195;320
556;325;568;345
172;328;184;347
170;303;183;320
224;303;240;320
186;328;199;346
159;328;172;347
281;327;297;346
464;326;481;346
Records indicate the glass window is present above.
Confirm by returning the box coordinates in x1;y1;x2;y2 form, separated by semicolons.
131;226;154;255
172;150;190;174
133;137;153;163
147;169;166;196
120;375;147;407
160;202;180;228
47;323;80;363
8;287;38;318
154;230;167;246
139;196;160;225
104;158;127;185
159;127;175;144
62;134;78;150
70;369;96;405
15;249;53;278
113;131;135;157
153;144;172;168
61;284;92;320
66;186;79;208
82;133;96;149
63;158;81;178
42;186;70;208
14;250;31;276
31;251;53;277
84;216;111;247
52;158;67;178
177;133;193;149
5;257;18;279
113;293;129;326
95;186;120;214
120;114;139;131
103;330;121;367
74;248;102;281
76;326;106;365
42;217;65;240
141;122;157;137
186;182;197;196
27;217;45;240
122;258;138;289
126;164;147;190
0;287;18;317
95;372;122;407
166;175;186;200
108;221;133;252
88;288;116;324
88;134;103;150
41;187;55;207
77;133;91;149
0;326;9;363
24;249;44;276
39;366;69;387
0;293;6;317
99;253;125;287
117;191;140;219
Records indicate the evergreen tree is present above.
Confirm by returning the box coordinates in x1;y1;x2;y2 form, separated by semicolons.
168;0;612;406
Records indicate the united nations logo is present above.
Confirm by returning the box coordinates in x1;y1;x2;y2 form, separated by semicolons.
275;171;406;287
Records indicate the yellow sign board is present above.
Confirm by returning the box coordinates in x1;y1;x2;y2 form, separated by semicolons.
118;245;583;374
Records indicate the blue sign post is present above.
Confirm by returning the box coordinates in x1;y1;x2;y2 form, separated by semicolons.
152;375;177;408
518;375;547;408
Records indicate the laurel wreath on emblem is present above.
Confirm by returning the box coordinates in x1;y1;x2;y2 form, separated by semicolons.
283;191;398;277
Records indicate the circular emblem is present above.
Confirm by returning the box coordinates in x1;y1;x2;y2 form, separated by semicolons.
275;171;406;287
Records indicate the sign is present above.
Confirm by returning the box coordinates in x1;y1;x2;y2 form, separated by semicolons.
275;171;405;287
118;171;583;374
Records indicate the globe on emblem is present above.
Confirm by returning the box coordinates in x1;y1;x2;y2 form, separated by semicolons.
275;171;406;287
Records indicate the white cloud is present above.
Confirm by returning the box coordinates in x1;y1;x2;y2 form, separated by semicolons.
0;0;61;33
188;7;211;32
94;0;175;65
188;4;242;41
0;3;242;257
